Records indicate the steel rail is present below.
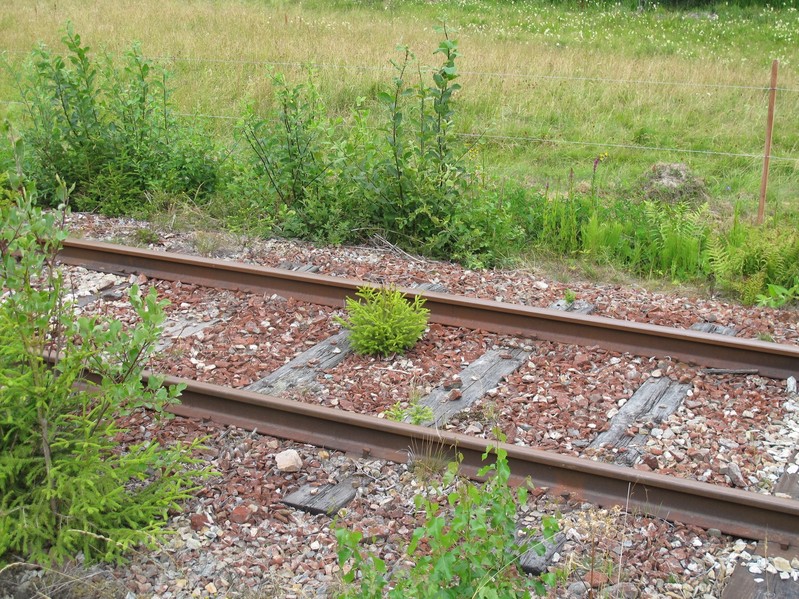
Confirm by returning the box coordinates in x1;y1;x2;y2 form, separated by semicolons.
162;373;798;548
61;239;799;379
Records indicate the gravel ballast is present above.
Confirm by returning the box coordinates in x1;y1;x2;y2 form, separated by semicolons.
4;213;796;598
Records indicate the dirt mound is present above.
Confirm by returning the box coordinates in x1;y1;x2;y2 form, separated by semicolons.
640;163;708;205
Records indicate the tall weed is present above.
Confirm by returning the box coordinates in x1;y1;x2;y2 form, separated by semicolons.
336;443;558;598
359;28;475;257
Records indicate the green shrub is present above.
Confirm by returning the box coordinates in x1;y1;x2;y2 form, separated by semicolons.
335;287;429;356
242;71;335;215
335;443;559;598
448;188;526;268
0;177;207;564
241;72;371;245
239;30;482;259
10;23;219;214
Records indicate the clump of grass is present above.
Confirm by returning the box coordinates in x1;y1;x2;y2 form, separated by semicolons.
560;506;627;596
192;231;229;257
132;228;160;245
0;561;127;599
406;434;454;482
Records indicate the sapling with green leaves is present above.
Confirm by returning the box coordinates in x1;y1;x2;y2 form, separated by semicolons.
10;22;218;214
335;440;559;597
0;169;207;564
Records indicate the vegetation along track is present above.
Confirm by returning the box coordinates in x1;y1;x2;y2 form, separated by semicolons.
58;238;799;550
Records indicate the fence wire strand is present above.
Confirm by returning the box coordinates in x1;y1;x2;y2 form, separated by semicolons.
3;47;799;92
456;132;798;162
1;100;796;162
2;47;798;162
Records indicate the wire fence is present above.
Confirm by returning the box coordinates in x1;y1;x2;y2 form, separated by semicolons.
4;105;791;164
2;50;798;169
3;47;799;93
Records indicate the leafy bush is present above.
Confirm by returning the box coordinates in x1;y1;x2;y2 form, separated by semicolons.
0;177;206;564
335;287;429;356
239;30;483;259
243;72;335;214
335;444;559;598
10;23;219;214
359;30;475;257
448;188;526;268
240;72;373;245
756;278;799;308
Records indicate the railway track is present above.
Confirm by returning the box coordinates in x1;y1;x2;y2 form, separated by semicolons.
57;237;799;596
59;239;799;536
158;374;798;548
61;238;799;380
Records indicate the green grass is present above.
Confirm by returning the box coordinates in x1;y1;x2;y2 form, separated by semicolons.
1;0;798;216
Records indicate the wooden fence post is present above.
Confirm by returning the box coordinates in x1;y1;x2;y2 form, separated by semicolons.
757;60;778;225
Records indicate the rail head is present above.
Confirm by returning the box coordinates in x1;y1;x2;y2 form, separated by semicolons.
166;374;799;549
60;238;799;379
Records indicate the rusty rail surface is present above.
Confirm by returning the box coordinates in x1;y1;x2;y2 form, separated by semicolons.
61;238;799;379
163;374;799;548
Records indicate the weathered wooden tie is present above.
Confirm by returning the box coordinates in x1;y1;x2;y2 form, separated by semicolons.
415;348;530;427
278;260;320;273
589;376;692;467
74;284;128;307
246;331;351;395
720;452;799;598
281;477;357;516
519;532;567;575
549;299;596;315
690;322;737;336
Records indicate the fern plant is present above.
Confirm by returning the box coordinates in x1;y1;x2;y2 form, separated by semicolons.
707;207;799;303
335;286;429;356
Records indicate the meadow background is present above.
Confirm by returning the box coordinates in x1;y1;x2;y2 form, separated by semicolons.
1;0;798;302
